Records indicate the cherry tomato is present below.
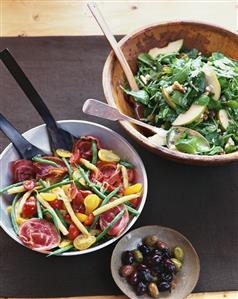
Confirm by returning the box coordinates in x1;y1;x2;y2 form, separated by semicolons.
127;169;135;183
68;223;80;240
64;214;72;225
130;197;141;208
84;213;95;226
49;199;63;210
22;196;37;218
23;179;36;191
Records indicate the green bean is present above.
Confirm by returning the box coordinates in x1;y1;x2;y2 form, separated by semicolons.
96;209;125;242
62;157;73;177
125;205;140;216
0;181;23;194
91;141;97;165
38;179;48;188
32;156;59;167
54;208;68;228
119;160;135;169
43;209;60;233
11;193;22;235
78;166;106;199
39;180;72;193
89;186;121;231
47;244;74;257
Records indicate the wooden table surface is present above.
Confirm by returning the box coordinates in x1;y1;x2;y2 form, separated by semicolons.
1;1;238;298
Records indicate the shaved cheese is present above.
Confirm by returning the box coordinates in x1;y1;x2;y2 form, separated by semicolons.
56;188;90;236
93;194;140;216
36;193;69;236
7;185;42;195
120;165;129;189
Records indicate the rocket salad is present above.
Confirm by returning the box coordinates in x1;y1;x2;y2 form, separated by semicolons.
1;136;143;255
122;39;238;155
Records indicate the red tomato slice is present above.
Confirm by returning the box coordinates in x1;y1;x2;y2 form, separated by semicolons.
12;160;35;182
49;199;63;210
19;218;60;251
22;196;37;218
99;205;129;236
68;223;80;240
23;179;36;191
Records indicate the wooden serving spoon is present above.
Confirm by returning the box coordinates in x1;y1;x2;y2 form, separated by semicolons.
87;2;139;92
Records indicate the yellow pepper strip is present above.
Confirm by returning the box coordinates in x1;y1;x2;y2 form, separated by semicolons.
7;185;42;195
7;206;12;215
56;188;90;236
36;193;69;236
17;190;32;218
56;148;72;158
124;183;143;196
76;213;88;223
59;238;72;248
120;165;129;189
84;194;101;215
80;158;99;178
98;149;120;163
16;217;27;225
93;194;140;216
72;170;86;186
73;234;96;251
40;192;57;202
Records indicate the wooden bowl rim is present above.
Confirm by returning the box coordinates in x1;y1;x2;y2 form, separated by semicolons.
102;20;238;164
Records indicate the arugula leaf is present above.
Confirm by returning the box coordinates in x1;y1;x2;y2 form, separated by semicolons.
120;87;150;105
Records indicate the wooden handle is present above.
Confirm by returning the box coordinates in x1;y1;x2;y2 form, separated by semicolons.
87;2;139;91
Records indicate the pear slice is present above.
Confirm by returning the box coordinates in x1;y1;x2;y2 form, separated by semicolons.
203;64;221;100
218;109;229;130
172;103;206;126
148;39;184;59
167;127;210;152
162;87;176;109
147;128;168;146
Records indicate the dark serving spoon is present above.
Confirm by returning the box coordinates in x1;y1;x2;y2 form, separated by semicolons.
0;49;75;152
0;113;45;159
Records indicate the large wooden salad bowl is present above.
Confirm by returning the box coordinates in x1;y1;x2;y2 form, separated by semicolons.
103;21;238;165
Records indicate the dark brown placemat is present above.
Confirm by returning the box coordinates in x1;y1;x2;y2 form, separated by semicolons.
0;36;237;297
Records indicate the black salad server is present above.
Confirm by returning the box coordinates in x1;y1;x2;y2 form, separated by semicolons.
0;49;75;152
0;113;45;159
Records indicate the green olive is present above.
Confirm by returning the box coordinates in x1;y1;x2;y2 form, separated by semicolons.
143;235;159;247
171;258;182;272
148;282;159;298
173;246;184;261
133;249;143;263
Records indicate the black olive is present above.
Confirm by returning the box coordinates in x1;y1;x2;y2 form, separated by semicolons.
161;272;173;283
138;244;151;256
121;250;134;265
139;269;154;283
163;259;176;273
136;264;148;272
158;281;171;292
128;271;139;286
156;240;169;251
150;248;163;256
162;250;172;259
150;254;163;266
135;281;147;296
151;262;164;274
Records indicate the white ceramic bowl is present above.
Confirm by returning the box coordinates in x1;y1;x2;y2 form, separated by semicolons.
0;120;148;256
111;225;200;299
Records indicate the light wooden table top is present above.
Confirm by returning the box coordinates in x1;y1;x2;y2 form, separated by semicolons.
1;1;238;298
